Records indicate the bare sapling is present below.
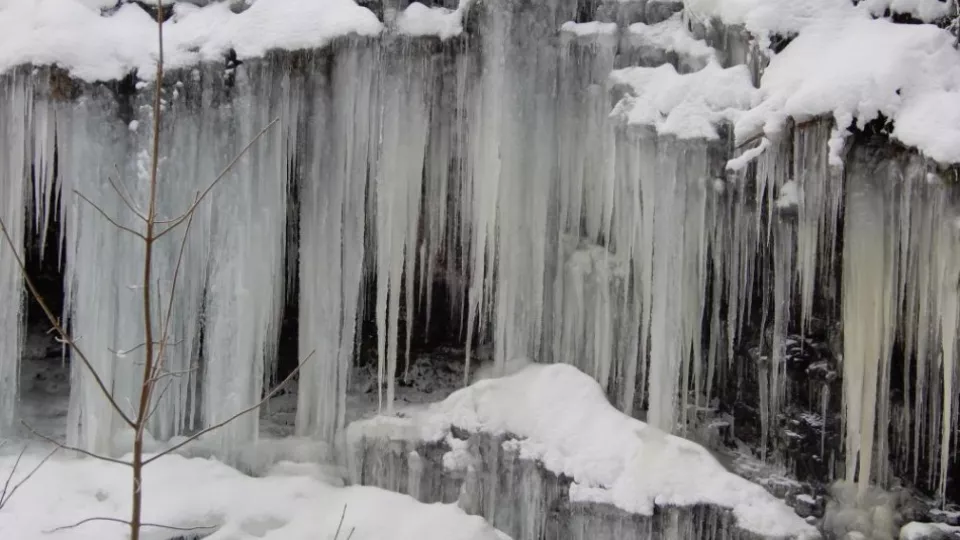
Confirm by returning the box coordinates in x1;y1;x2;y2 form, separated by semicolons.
0;0;312;538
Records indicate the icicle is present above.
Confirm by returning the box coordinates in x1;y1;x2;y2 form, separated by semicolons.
373;43;430;414
296;44;377;441
199;64;289;459
0;70;31;436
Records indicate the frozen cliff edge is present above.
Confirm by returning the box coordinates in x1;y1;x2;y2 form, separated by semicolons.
346;363;821;539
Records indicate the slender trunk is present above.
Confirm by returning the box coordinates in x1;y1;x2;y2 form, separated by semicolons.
131;3;164;539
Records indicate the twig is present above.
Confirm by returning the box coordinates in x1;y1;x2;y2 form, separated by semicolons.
107;174;147;222
334;505;347;539
143;350;315;466
0;445;58;509
21;422;132;468
0;443;28;507
46;516;216;534
0;216;136;427
73;190;146;240
152;118;280;239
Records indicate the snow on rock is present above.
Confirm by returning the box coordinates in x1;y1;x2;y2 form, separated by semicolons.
859;0;955;22
625;13;717;65
610;60;757;139
0;0;382;81
559;21;619;36
0;450;508;540
682;0;859;36
736;17;960;163
348;363;820;539
396;2;463;39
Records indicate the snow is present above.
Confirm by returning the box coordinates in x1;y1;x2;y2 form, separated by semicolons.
0;0;382;81
396;3;463;39
735;17;960;163
860;0;955;22
348;363;820;539
559;21;618;35
626;13;717;65
610;61;757;139
682;0;859;36
0;450;509;540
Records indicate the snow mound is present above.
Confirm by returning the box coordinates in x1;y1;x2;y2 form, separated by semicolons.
0;0;383;81
0;450;508;540
736;17;960;164
349;363;820;539
610;61;757;139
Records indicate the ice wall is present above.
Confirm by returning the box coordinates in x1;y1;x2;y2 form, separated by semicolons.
1;0;960;513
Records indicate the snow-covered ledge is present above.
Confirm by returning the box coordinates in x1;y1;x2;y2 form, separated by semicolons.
345;364;821;540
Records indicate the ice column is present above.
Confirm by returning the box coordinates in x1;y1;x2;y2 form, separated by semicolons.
0;71;31;435
373;44;431;413
296;45;377;441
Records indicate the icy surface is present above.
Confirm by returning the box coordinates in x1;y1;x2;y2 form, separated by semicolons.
0;450;509;540
0;0;382;81
349;363;820;539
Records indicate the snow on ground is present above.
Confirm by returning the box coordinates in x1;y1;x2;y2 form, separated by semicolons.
610;61;758;139
347;363;821;539
0;448;509;540
900;521;960;539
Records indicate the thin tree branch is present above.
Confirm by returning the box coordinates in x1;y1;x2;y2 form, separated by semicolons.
0;445;58;509
143;350;315;465
73;190;146;240
334;504;347;539
0;216;136;427
0;443;28;507
152;118;279;238
107;174;147;223
20;422;132;467
46;516;215;534
108;339;183;358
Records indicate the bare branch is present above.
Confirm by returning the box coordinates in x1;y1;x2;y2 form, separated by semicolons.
46;516;215;535
148;366;197;383
0;445;58;509
108;339;183;359
0;216;136;427
20;422;132;468
73;190;146;240
107;174;148;222
334;505;347;540
153;118;280;239
0;443;28;507
143;350;315;465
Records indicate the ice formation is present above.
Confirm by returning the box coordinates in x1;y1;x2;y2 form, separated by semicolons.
0;0;959;534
